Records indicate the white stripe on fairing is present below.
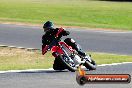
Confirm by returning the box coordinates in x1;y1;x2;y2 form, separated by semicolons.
0;62;132;74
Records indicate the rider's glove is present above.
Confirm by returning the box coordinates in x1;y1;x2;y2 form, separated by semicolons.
62;30;70;36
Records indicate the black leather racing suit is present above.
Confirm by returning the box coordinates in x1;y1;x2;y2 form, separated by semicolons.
42;28;86;57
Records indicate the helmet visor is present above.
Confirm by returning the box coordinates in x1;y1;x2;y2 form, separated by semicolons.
44;28;50;32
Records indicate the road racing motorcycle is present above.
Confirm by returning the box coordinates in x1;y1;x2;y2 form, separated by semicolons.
42;28;96;72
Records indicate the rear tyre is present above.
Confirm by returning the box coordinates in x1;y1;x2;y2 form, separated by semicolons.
59;55;76;72
53;57;66;71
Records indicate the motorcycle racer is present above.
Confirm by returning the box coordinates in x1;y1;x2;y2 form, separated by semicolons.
42;21;92;70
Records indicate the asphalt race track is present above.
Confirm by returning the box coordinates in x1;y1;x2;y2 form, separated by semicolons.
0;63;132;88
0;24;132;88
0;24;132;55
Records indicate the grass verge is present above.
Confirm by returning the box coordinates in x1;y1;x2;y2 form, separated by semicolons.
0;47;132;71
0;0;132;30
0;47;54;71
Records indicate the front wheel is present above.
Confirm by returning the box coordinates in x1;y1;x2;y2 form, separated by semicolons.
84;59;96;70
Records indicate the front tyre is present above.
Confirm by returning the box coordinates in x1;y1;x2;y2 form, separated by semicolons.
84;59;96;70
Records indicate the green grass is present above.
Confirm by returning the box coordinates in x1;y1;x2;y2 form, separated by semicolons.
0;47;54;70
0;47;132;71
0;0;132;30
89;52;132;65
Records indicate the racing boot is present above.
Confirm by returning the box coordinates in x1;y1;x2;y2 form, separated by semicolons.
64;38;91;61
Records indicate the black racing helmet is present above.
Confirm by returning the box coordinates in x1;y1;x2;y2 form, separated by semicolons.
43;21;54;32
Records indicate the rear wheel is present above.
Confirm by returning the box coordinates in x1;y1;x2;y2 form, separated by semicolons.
60;55;76;72
53;57;66;71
